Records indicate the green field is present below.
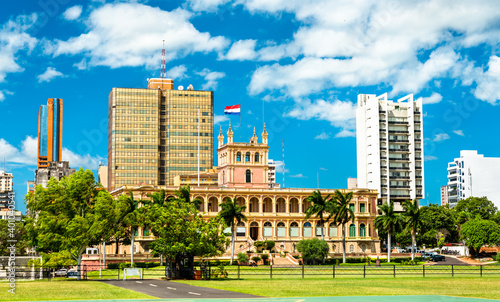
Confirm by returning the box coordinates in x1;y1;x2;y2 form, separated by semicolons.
0;280;156;301
177;277;500;299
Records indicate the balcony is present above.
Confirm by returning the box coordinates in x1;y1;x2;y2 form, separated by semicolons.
390;185;410;188
389;176;410;179
389;167;410;170
388;130;409;134
389;149;410;152
389;139;410;143
388;121;408;125
416;175;422;179
389;158;410;161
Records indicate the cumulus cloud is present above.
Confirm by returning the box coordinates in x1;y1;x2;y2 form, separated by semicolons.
187;0;231;12
424;155;438;161
196;68;225;90
166;65;188;79
45;3;228;69
335;130;356;138
63;5;83;21
62;148;103;170
224;39;257;61
0;14;38;82
214;114;229;125
453;130;465;136
422;92;443;105
37;67;65;83
286;99;356;131
0;91;5;102
314;132;330;140
474;56;500;104
290;173;306;178
433;133;450;142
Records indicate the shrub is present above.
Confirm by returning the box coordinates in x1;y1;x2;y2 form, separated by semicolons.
261;254;269;264
264;240;275;251
211;265;228;278
237;252;249;264
252;256;261;263
107;263;120;269
296;238;329;265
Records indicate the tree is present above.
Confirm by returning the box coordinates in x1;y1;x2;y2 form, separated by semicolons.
402;199;423;261
237;252;249;264
218;197;247;265
374;201;402;263
0;219;29;256
332;189;354;264
460;218;500;257
419;204;459;247
455;197;498;220
175;186;203;210
296;238;329;265
304;190;334;240
25;169;116;280
144;189;227;278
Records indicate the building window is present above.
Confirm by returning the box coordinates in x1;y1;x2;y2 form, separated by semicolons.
360;203;366;213
349;224;355;237
349;203;355;212
329;223;338;237
303;222;312;237
360;224;366;237
245;152;251;162
290;222;299;237
255;153;259;162
277;222;286;237
236;222;246;237
264;221;272;237
349;244;355;253
236;152;241;162
246;170;251;183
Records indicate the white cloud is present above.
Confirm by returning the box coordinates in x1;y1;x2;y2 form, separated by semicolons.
290;173;306;178
286;99;356;131
46;3;229;69
240;0;500;99
314;132;330;140
0;136;37;166
214;114;229;125
187;0;231;12
474;56;500;105
453;130;464;136
0;14;38;82
422;92;443;105
166;65;187;79
433;133;450;142
424;155;438;161
0;91;4;102
62;148;103;170
196;68;225;90
224;39;257;61
271;160;288;174
335;130;356;138
63;5;83;21
37;67;65;83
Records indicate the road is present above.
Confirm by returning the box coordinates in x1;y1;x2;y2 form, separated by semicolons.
431;255;470;266
100;279;260;299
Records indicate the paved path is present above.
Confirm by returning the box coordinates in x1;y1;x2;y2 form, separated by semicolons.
432;255;470;266
100;279;260;299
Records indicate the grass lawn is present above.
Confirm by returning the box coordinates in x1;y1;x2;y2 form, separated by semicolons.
177;277;500;300
0;280;157;301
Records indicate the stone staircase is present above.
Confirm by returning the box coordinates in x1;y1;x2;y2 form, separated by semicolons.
271;254;299;266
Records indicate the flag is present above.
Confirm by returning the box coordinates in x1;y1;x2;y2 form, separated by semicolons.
224;104;241;115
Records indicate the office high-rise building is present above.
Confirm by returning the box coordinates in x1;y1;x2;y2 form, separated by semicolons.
0;171;14;209
37;98;63;169
356;93;424;211
108;78;214;191
447;150;500;208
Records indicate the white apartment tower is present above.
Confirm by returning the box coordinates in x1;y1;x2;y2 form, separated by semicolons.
356;93;424;210
447;150;500;208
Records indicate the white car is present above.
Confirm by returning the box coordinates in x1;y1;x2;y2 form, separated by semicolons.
55;268;68;277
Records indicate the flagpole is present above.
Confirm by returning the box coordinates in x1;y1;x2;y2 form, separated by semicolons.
198;108;200;187
240;113;242;142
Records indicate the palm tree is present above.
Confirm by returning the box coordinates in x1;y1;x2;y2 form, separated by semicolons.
375;201;403;263
304;190;334;240
175;186;203;210
218;197;247;265
332;189;354;264
123;191;141;265
402;199;422;261
146;189;167;207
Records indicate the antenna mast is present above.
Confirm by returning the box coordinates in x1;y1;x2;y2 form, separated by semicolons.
161;40;166;78
282;139;285;188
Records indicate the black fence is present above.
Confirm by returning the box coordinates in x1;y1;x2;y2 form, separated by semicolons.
2;264;500;281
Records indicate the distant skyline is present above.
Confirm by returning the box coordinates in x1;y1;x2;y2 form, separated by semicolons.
1;0;500;213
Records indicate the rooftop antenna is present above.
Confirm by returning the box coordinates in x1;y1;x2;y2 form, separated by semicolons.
160;40;166;79
282;139;285;188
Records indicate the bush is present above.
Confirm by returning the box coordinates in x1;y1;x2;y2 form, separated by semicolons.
237;252;249;264
211;265;228;278
135;262;160;268
296;238;329;265
261;254;269;264
107;263;120;269
252;256;261;263
264;240;275;251
292;255;300;259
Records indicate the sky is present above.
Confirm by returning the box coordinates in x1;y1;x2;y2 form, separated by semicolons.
1;0;500;214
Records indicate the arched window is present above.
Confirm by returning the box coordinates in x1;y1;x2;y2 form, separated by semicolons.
316;222;324;237
236;222;246;237
303;222;312;237
290;222;299;237
254;153;259;162
277;222;286;237
222;171;225;183
246;170;251;183
263;221;272;237
349;224;356;237
329;222;338;237
245;152;251;162
360;224;366;237
236;152;241;162
349;244;354;253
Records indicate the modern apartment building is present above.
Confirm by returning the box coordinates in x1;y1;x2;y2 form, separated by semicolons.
268;159;280;188
108;78;214;191
441;185;449;206
447;150;500;208
356;93;424;210
37;98;63;169
0;171;14;209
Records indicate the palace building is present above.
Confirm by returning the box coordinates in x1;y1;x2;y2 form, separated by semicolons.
109;126;381;257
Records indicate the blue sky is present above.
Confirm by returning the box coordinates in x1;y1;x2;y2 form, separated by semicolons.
1;0;500;214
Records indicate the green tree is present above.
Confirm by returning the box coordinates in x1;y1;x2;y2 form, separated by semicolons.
237;252;249;264
175;186;203;210
419;204;459;247
374;201;402;263
144;189;227;278
218;197;247;265
460;218;500;257
402;199;423;261
455;197;498;220
304;190;334;240
332;189;354;263
25;169;116;280
296;238;329;265
0;219;28;256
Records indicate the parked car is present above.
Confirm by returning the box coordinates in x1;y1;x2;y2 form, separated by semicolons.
67;269;78;278
55;268;68;277
421;252;433;260
430;254;445;262
406;247;424;254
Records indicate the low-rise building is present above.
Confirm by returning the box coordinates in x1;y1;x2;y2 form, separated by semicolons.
34;161;75;188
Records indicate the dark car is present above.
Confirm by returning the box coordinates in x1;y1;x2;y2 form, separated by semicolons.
430;254;445;262
422;252;433;260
